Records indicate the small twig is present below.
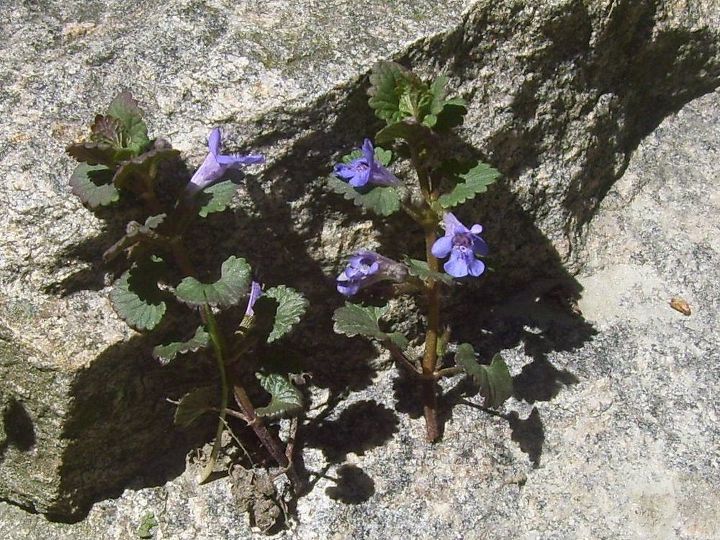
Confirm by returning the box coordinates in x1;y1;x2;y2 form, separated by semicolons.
220;416;255;467
383;340;423;378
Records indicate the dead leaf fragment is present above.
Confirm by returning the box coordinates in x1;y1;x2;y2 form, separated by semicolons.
670;297;691;316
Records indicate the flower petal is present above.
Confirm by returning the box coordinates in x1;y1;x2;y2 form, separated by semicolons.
443;212;468;235
208;128;222;157
471;235;489;257
348;167;371;188
444;249;469;277
361;139;375;163
216;153;265;167
470;224;483;234
370;165;399;186
431;235;453;258
467;257;486;277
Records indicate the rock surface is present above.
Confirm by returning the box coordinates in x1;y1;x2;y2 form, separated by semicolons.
1;0;720;536
2;87;719;539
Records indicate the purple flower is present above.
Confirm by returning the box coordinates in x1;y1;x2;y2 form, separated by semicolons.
337;251;408;296
431;213;488;278
185;128;264;196
245;281;262;317
333;139;398;188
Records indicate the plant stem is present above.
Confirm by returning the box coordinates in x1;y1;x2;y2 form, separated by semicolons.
169;241;302;490
198;305;229;483
421;226;442;441
232;385;305;492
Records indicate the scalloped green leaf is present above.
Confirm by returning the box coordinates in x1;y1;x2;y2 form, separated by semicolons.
255;373;303;419
106;91;150;154
66;141;135;166
90;115;124;146
374;146;392;166
327;176;400;217
174;386;217;427
341;149;362;163
197;180;240;217
368;61;422;123
109;260;168;331
332;303;388;340
152;326;210;365
404;257;453;285
262;286;307;343
375;120;434;148
175;256;251;308
455;344;513;408
112;147;181;194
69;163;119;207
438;162;501;209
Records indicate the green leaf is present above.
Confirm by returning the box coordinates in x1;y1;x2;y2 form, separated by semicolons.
375;121;435;148
255;373;303;419
332;303;388;340
327;175;400;217
374;146;392;166
175;256;251;308
103;214;167;263
429;75;449;115
69;163;119;207
368;61;429;124
174;386;217;427
106;91;150;154
387;332;409;350
196;180;239;217
341;149;363;163
109;259;168;331
152;326;210;365
438;161;501;209
90;115;124;147
66;141;135;166
455;344;513;408
112;147;181;194
404;257;453;285
262;286;308;343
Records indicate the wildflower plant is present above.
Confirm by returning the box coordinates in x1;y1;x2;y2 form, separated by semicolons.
328;62;513;441
67;92;307;489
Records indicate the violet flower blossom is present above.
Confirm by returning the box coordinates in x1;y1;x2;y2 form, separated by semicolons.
431;212;488;278
245;281;262;317
337;250;408;296
184;128;264;196
333;139;398;188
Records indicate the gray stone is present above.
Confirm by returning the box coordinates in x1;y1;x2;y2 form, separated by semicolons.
1;0;719;535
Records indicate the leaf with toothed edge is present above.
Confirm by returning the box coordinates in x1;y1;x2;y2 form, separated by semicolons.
455;343;513;408
175;256;251;308
106;91;151;154
438;161;501;209
109;258;169;331
152;326;210;365
196;180;240;217
174;386;217;427
262;286;308;343
255;373;303;419
403;257;453;285
69;163;119;207
332;303;388;340
327;176;400;217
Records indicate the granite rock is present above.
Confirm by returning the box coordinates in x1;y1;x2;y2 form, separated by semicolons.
0;0;719;534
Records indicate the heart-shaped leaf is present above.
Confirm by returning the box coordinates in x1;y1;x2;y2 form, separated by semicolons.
174;386;217;427
438;161;501;209
197;180;240;217
152;326;210;365
109;258;169;331
327;176;400;217
455;344;513;408
69;163;119;207
255;373;303;419
175;256;251;308
261;286;307;343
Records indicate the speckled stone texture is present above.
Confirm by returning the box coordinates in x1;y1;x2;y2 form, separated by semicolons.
1;0;720;534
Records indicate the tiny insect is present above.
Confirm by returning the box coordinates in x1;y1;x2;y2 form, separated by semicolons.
670;297;691;316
